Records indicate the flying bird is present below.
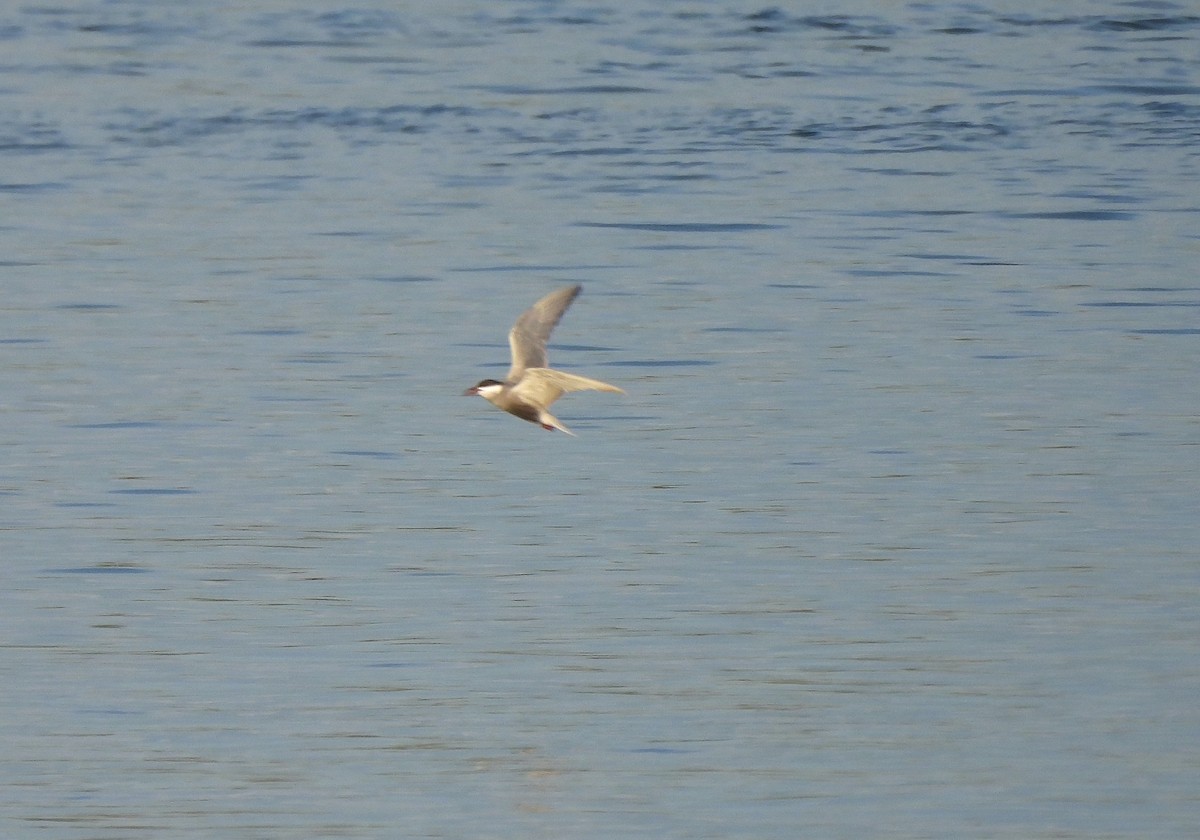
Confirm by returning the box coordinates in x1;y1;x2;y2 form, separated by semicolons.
463;284;623;435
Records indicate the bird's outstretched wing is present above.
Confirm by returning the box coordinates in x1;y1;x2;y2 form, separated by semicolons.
511;368;625;409
506;284;582;381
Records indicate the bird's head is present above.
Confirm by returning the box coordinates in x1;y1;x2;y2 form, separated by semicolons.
463;379;504;398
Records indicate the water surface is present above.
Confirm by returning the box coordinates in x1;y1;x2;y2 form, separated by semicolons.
2;3;1198;838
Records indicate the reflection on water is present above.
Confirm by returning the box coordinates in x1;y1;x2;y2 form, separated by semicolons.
2;2;1198;838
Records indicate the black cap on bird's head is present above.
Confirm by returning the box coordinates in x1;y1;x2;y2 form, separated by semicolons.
463;379;503;396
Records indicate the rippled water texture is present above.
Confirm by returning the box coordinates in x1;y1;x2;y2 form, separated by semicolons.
2;3;1198;838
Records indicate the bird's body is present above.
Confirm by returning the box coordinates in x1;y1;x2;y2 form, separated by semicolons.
464;284;623;435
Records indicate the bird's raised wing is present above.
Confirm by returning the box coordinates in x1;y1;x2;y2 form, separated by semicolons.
510;368;624;409
506;284;582;381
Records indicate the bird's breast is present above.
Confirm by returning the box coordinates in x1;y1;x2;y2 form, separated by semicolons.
488;389;541;424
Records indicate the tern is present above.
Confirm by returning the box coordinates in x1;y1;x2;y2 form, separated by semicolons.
463;284;623;435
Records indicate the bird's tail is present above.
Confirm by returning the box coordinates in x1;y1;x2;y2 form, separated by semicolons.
538;410;576;436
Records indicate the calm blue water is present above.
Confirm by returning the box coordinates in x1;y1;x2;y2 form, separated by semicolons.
2;2;1198;838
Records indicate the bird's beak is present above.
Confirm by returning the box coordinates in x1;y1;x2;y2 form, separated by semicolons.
463;386;479;396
